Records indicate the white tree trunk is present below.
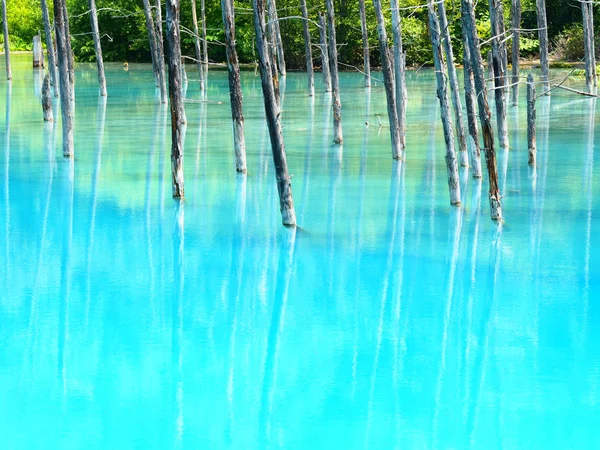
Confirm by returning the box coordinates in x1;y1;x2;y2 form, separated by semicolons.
42;73;53;121
318;13;331;92
266;0;286;75
88;0;107;96
391;0;407;152
53;0;74;157
326;0;343;144
155;0;168;104
428;0;461;205
462;41;483;178
582;0;596;92
536;0;550;95
358;0;371;88
527;73;536;165
300;0;314;96
33;34;44;68
489;0;509;148
372;0;402;159
252;0;296;226
40;0;58;94
2;0;11;80
511;0;521;105
191;0;205;91
200;0;208;66
221;0;247;173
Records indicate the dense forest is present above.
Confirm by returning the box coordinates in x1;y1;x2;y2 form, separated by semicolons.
0;0;590;67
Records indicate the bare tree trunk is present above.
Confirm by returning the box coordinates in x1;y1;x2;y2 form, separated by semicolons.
536;0;550;95
252;0;296;226
300;0;314;96
165;0;185;198
40;0;58;94
511;0;521;105
462;41;483;178
326;0;343;144
2;0;11;80
54;0;74;157
489;0;509;148
191;0;205;91
372;0;402;159
142;0;160;87
33;35;44;68
462;0;503;220
62;0;74;99
266;0;286;75
582;0;596;92
318;13;331;92
428;0;461;205
527;73;536;165
221;0;247;173
391;0;407;152
358;0;371;88
42;73;53;121
155;0;168;104
200;0;208;66
88;0;107;96
438;0;468;166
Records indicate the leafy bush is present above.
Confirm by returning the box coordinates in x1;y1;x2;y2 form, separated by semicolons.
552;24;585;61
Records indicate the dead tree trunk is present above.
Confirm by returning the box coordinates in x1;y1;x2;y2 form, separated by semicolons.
252;0;296;226
438;0;468;166
42;73;53;121
54;0;74;157
462;0;503;220
191;0;205;91
200;0;208;66
511;0;521;105
318;13;331;92
326;0;343;144
489;0;509;148
165;0;185;198
88;0;107;96
155;0;168;104
536;0;550;95
142;0;160;87
62;0;74;99
33;35;44;68
391;0;407;152
2;0;11;80
372;0;402;159
40;0;58;94
221;0;247;173
358;0;371;88
428;0;461;205
462;41;483;178
582;0;596;92
266;0;286;75
527;73;536;165
300;0;314;96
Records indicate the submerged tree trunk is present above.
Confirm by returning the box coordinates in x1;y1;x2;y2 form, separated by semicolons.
266;0;286;75
2;0;11;80
391;0;407;152
318;13;331;92
221;0;247;173
358;0;371;88
54;0;74;157
527;73;536;165
326;0;343;144
489;0;509;148
462;42;483;178
300;0;314;96
582;0;596;92
252;0;296;226
536;0;550;95
438;0;468;166
428;0;461;205
142;0;160;87
191;0;205;91
511;0;521;105
372;0;402;159
165;0;185;198
33;35;44;68
462;0;503;220
40;0;58;94
88;0;107;96
155;0;168;104
42;73;53;121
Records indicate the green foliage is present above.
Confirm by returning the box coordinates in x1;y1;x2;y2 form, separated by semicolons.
0;0;591;68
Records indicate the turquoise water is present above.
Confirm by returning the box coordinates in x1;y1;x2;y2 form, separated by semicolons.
1;54;599;448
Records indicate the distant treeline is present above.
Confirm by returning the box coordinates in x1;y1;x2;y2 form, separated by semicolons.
0;0;590;67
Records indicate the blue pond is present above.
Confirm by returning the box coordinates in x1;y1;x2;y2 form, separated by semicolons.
1;55;600;448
